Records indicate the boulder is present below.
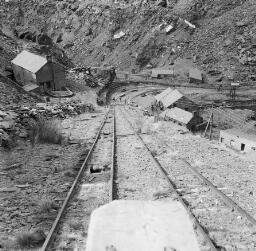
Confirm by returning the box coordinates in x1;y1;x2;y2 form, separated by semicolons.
36;34;53;46
18;129;28;138
0;120;15;130
156;0;167;7
18;30;37;42
55;33;63;43
62;32;75;47
235;21;249;27
69;3;79;11
0;129;9;141
0;111;8;118
63;42;74;49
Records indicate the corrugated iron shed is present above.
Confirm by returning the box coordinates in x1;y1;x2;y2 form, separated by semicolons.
11;50;47;73
160;107;193;125
161;89;183;108
155;87;173;102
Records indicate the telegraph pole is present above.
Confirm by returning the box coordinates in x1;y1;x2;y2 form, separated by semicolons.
203;104;214;140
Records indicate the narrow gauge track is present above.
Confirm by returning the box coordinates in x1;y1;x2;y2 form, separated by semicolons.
113;106;170;201
41;108;116;251
117;105;218;251
123;106;256;250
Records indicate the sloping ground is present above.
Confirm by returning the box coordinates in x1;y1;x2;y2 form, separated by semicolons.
179;0;256;81
0;79;37;109
125;105;256;249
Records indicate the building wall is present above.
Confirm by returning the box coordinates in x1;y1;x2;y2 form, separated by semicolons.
12;64;36;86
36;62;65;91
219;131;256;153
36;63;52;84
53;63;66;90
162;113;203;131
189;77;202;84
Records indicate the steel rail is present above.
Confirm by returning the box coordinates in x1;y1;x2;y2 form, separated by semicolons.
124;106;256;227
41;110;111;251
119;106;218;251
180;158;256;226
110;106;116;201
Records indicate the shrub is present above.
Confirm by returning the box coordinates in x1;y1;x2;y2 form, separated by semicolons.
1;135;16;150
16;229;46;248
28;117;64;146
37;199;58;214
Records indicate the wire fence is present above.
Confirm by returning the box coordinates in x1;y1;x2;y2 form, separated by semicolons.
203;106;256;133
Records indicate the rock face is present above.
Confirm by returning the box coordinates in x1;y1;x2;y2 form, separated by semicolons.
1;0;256;82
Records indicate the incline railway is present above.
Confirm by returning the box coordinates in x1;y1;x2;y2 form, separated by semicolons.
40;103;256;250
124;106;256;249
41;109;115;250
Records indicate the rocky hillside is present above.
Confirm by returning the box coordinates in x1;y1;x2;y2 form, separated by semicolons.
1;0;256;83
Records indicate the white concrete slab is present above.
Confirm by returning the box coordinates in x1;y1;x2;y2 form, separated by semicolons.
86;200;200;251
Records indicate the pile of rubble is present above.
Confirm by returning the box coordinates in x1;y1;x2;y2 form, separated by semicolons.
0;101;94;146
68;68;99;88
21;100;94;119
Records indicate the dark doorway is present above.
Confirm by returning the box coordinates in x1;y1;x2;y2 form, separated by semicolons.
220;137;224;143
46;81;51;89
241;143;245;151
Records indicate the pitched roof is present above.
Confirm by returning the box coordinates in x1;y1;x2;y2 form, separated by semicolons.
11;50;48;73
155;87;173;102
160;107;193;124
189;68;202;81
221;129;256;142
161;89;184;108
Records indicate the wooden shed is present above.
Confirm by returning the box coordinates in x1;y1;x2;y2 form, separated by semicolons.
160;89;198;112
11;50;66;93
160;107;203;131
154;87;173;103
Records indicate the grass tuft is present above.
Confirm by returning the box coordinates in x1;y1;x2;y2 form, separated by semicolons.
16;229;46;248
1;136;16;150
37;199;58;214
28;117;64;146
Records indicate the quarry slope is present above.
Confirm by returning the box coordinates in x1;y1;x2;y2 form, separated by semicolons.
0;0;256;84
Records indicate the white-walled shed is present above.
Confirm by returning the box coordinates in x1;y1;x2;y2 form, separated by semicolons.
219;129;256;153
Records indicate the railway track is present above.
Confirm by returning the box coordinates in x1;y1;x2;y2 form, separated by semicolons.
41;103;256;250
117;106;218;251
123;106;256;250
41;108;116;251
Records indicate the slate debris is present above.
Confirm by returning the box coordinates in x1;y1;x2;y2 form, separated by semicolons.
0;101;94;146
